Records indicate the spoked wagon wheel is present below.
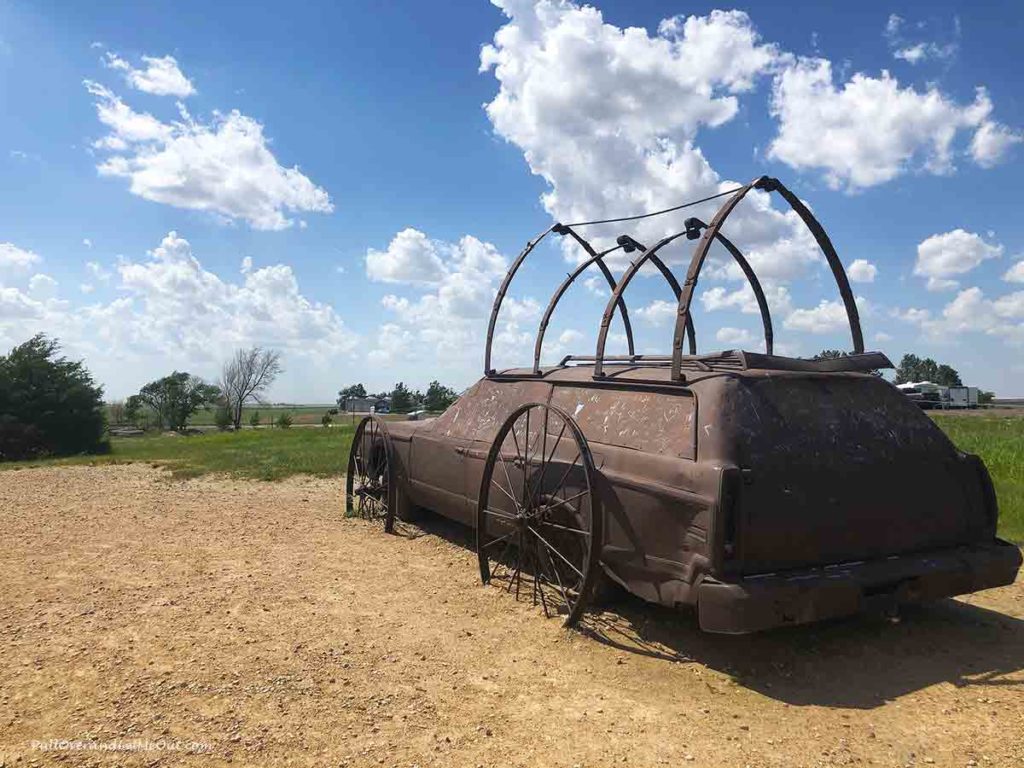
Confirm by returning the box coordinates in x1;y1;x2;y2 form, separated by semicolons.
345;416;396;533
476;402;603;628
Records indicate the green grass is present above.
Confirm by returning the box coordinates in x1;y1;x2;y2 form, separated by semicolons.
932;412;1024;543
5;426;355;481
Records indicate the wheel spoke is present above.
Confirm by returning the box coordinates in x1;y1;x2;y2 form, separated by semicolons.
496;456;523;514
528;525;584;579
482;506;517;522
533;544;550;617
540;539;573;614
482;530;515;550
537;519;591;537
541;489;589;516
548;452;581;501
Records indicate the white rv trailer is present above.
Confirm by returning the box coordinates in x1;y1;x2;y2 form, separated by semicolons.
947;386;979;409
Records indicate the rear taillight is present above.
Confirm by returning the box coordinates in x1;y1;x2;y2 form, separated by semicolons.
712;466;743;575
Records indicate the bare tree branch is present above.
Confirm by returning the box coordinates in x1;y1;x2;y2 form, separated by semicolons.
219;347;283;429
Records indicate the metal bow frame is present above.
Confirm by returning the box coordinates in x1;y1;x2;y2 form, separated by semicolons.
668;176;862;381
483;175;862;384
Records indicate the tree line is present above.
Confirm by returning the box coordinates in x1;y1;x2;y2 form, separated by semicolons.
337;380;459;414
0;335;285;459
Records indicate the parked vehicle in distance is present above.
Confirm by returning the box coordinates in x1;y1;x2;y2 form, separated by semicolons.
948;386;980;409
347;176;1021;633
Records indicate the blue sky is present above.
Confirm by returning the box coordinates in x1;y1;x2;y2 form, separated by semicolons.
2;0;1023;400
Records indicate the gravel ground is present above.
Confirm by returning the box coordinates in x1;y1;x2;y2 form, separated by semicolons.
0;464;1022;768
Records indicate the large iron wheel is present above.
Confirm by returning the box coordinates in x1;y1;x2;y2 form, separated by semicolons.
476;402;602;627
345;416;396;533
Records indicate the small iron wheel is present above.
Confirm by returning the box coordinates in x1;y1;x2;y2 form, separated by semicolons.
345;416;396;533
476;402;602;627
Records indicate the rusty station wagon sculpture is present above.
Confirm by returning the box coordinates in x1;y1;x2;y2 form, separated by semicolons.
346;176;1022;633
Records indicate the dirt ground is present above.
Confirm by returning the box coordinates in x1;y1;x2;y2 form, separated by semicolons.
1;466;1022;768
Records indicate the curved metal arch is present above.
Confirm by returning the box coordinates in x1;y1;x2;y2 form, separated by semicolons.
593;233;697;379
484;226;556;376
670;176;863;381
532;231;633;374
686;218;774;356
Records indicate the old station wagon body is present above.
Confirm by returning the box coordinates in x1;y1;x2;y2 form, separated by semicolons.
348;176;1021;633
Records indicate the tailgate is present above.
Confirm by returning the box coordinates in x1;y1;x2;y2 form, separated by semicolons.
728;376;990;574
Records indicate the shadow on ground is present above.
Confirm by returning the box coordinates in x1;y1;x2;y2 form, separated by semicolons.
408;511;1024;710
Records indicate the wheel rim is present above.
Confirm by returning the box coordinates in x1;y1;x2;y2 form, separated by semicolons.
476;403;601;627
345;417;394;532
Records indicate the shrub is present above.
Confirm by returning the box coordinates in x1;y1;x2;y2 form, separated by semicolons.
249;410;261;429
0;335;108;460
276;412;293;429
214;406;233;430
321;412;333;428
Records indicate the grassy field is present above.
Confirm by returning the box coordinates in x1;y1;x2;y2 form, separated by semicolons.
8;425;355;481
6;411;1022;542
107;404;414;427
108;404;339;427
931;412;1023;543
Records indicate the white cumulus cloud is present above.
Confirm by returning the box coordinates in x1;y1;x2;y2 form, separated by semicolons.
847;258;877;283
970;120;1023;168
1004;260;1024;284
715;326;756;347
479;1;821;277
84;76;332;230
104;52;195;98
635;299;677;327
768;59;1002;190
884;14;959;65
0;233;358;396
783;299;850;334
914;229;1002;291
896;286;1024;345
0;243;41;272
367;228;538;377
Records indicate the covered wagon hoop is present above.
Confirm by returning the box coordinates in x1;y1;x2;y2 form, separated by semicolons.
668;175;864;381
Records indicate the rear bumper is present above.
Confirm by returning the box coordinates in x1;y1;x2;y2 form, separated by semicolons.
697;540;1022;634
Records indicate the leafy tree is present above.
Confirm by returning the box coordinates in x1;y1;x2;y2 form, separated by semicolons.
424;380;458;411
276;412;293;429
813;349;845;361
249;410;261;429
126;372;220;431
219;347;282;430
337;383;367;410
390;382;414;413
978;390;995;405
935;364;962;387
0;335;108;460
894;354;962;386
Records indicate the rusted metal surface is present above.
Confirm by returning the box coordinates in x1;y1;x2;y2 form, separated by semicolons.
374;175;1021;633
